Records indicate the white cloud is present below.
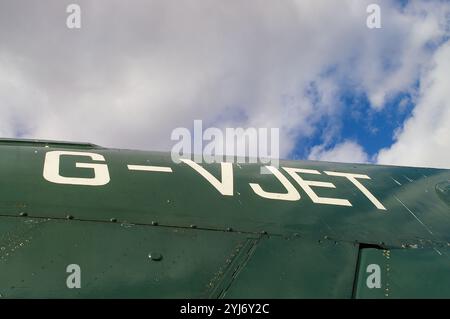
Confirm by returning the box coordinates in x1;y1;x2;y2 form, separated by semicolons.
0;0;449;166
377;41;450;169
308;140;369;164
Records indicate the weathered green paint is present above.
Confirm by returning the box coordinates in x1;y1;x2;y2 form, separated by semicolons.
219;236;358;299
0;139;449;298
355;247;450;298
0;216;252;298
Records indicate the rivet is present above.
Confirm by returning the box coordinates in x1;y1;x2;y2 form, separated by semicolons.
226;227;233;232
19;212;28;217
152;221;158;226
66;215;74;220
110;218;117;223
190;224;197;229
148;253;163;261
324;235;329;240
260;231;267;235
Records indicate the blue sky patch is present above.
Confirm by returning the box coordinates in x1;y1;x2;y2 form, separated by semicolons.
289;87;416;162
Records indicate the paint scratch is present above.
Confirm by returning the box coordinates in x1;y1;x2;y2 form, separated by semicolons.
391;177;402;186
394;195;434;235
433;248;443;256
403;175;414;182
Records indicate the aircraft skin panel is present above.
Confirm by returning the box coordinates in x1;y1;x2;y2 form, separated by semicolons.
216;236;358;299
0;215;359;299
0;216;254;298
0;140;449;298
0;143;448;245
355;247;450;298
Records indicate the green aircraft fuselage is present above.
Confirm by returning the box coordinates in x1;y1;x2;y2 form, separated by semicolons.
0;139;449;298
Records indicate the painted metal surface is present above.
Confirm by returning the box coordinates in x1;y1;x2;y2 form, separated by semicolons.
355;247;450;298
0;216;252;298
0;140;449;298
218;236;358;299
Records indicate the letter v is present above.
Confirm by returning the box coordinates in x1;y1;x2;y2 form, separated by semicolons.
181;159;233;196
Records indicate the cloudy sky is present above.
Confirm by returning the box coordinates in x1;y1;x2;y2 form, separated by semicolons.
0;0;449;168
